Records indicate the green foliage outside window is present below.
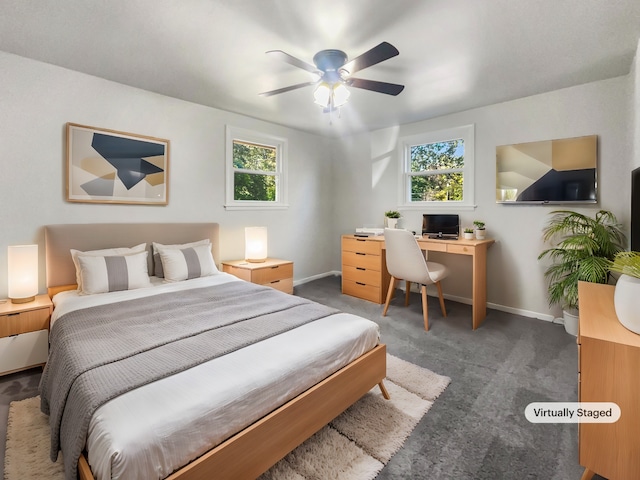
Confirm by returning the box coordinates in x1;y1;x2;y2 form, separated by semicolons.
233;141;276;201
410;140;464;202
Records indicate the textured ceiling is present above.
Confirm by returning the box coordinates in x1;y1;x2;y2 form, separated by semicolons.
1;0;639;137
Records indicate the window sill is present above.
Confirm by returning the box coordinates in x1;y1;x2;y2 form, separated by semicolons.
224;203;289;211
399;204;477;212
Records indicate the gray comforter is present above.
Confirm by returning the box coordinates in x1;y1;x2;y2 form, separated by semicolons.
39;280;338;480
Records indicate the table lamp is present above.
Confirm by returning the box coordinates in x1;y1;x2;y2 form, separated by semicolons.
8;244;38;303
245;227;268;263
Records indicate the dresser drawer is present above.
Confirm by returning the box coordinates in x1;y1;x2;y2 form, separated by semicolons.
342;280;381;304
342;265;381;287
0;329;48;375
253;263;293;284
342;237;382;255
342;251;381;271
0;308;50;338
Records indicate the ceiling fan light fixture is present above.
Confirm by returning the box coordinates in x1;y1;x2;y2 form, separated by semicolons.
313;82;350;109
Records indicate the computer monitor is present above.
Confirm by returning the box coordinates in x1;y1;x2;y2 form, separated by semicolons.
422;214;460;239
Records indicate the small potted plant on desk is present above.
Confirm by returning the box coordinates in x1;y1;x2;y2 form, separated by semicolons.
473;221;486;240
463;227;475;240
385;210;402;229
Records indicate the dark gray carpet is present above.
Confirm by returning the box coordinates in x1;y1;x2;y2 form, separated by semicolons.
0;276;601;479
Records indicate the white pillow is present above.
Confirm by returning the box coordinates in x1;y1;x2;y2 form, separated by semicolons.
157;243;218;282
152;239;211;277
76;251;152;295
71;243;147;290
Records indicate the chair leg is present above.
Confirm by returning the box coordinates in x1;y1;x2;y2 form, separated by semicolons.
436;281;447;317
421;284;429;331
383;276;397;316
405;281;411;306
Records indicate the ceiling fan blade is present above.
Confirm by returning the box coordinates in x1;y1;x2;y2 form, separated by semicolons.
266;50;319;74
347;78;405;96
341;42;399;75
259;81;317;97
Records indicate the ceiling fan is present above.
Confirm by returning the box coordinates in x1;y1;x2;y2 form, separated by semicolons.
259;42;404;112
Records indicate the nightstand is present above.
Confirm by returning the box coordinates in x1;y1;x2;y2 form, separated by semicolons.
222;258;294;294
0;294;52;375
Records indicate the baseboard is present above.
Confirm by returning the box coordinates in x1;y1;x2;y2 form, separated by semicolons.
297;272;556;323
293;271;341;287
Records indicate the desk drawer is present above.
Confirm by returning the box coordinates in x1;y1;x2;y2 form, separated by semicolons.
342;251;381;271
342;280;381;303
422;242;447;252
342;237;381;255
342;265;381;287
253;263;293;284
447;244;474;255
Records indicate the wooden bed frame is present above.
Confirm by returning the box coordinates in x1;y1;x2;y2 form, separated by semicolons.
44;223;389;480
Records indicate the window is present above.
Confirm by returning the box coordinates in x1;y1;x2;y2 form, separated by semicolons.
225;126;288;210
399;124;475;210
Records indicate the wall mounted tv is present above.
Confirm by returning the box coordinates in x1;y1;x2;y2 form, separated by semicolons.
496;135;597;204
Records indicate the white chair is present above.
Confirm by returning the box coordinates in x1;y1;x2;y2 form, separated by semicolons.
382;228;449;331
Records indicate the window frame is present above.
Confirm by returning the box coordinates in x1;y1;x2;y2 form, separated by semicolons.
398;124;476;211
225;126;288;210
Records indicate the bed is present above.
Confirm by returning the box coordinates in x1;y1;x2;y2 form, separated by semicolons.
41;223;388;480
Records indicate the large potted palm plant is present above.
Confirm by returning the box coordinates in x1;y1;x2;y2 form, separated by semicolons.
538;209;625;335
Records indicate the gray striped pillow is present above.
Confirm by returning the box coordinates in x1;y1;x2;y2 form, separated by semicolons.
157;243;218;282
76;251;152;295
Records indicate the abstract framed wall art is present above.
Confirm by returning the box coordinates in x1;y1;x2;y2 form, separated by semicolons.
66;123;169;205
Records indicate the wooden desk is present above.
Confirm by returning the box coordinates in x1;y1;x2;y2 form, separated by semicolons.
577;282;640;480
341;235;494;329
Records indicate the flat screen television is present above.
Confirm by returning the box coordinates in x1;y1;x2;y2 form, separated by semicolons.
422;214;459;239
496;135;597;204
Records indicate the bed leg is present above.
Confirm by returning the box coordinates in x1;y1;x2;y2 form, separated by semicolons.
78;453;94;480
378;380;391;400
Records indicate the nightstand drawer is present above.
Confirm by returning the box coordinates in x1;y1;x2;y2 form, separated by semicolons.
342;238;382;255
342;280;381;304
342;251;381;271
265;278;294;294
0;329;48;375
0;308;50;338
342;265;381;287
253;263;293;284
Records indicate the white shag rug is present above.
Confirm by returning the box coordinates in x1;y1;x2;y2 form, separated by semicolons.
5;355;449;480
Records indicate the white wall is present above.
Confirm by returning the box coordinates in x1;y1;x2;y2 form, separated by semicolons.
0;51;334;297
332;76;632;320
633;40;640;170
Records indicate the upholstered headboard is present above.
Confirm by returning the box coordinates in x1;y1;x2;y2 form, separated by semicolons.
45;223;220;293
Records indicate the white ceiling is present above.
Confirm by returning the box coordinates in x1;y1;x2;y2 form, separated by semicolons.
1;0;639;137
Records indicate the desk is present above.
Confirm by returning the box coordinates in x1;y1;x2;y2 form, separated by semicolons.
341;235;495;329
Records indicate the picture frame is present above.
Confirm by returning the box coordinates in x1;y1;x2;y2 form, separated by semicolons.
66;123;170;205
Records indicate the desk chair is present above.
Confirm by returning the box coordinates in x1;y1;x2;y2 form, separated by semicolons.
382;228;449;331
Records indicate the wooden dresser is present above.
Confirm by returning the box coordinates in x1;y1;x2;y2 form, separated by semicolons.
341;236;390;303
578;281;640;480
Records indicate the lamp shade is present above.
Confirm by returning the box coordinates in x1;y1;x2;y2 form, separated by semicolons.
8;244;38;303
332;83;351;107
245;227;268;263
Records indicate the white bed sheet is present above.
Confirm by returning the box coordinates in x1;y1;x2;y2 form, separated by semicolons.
51;273;380;480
